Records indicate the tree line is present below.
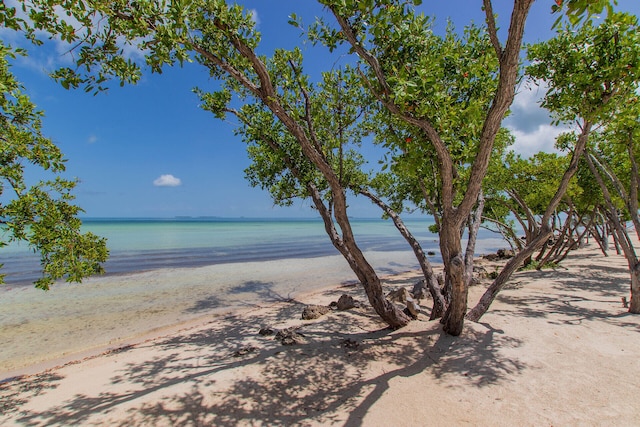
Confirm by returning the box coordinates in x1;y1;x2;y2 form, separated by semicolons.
1;0;638;335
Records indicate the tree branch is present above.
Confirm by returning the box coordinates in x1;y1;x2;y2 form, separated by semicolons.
482;0;504;58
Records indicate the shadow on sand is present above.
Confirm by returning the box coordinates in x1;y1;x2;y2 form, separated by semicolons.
491;257;639;330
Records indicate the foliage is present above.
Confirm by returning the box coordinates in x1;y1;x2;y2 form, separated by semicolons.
0;41;108;289
552;0;617;28
527;12;640;126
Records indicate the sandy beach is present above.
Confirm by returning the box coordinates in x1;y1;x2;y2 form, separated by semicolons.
1;242;639;426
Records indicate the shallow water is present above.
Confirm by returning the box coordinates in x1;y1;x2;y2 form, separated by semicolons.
2;217;446;285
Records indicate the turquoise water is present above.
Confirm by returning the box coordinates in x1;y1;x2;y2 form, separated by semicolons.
1;217;506;286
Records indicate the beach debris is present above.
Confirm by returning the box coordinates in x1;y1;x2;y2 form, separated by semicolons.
232;346;258;357
387;287;421;319
411;280;428;300
257;326;308;345
341;338;359;349
335;294;358;310
387;287;411;304
404;298;421;319
497;249;515;259
427;251;437;256
484;248;515;261
301;304;330;320
276;327;307;345
473;265;490;279
258;327;275;336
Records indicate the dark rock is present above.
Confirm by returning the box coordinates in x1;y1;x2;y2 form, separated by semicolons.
341;338;359;349
387;287;410;304
497;248;515;259
336;294;357;310
232;346;257;357
302;304;330;320
259;327;275;336
411;280;428;300
276;328;307;345
427;251;436;256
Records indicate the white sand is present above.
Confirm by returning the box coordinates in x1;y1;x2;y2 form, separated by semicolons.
1;243;639;426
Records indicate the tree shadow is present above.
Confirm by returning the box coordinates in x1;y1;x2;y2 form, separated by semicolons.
8;305;526;426
186;280;301;315
492;261;639;329
0;372;64;415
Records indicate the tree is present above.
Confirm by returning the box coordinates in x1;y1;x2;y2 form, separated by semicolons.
312;0;533;335
582;92;640;312
467;12;640;320
0;41;108;289
195;41;410;328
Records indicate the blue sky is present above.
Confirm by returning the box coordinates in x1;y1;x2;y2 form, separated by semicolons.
7;1;640;218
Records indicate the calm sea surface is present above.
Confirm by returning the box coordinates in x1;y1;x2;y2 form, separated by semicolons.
1;217;505;286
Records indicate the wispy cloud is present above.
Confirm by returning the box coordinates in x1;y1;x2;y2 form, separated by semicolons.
153;174;182;187
87;134;98;144
504;80;569;157
248;9;260;26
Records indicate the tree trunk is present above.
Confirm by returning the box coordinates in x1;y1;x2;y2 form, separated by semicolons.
358;189;446;319
464;192;485;286
332;189;411;329
440;217;467;335
630;262;640;314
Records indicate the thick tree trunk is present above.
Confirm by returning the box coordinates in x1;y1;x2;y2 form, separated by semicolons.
440;218;468;335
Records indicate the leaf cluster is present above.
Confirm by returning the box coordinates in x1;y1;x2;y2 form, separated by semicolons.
0;41;108;287
527;12;640;125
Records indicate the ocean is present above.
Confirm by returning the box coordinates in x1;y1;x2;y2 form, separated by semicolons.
1;217;507;287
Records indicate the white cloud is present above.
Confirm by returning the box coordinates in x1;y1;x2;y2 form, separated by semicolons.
504;81;551;134
248;9;260;26
508;124;567;158
87;135;98;144
153;174;182;187
504;79;570;157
